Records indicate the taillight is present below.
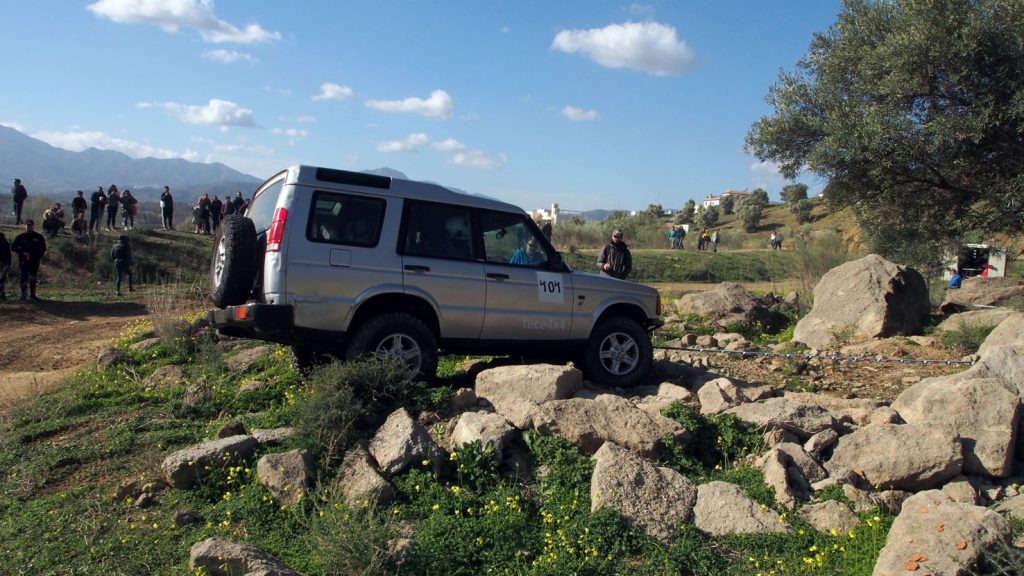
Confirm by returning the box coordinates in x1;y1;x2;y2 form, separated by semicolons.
266;207;288;252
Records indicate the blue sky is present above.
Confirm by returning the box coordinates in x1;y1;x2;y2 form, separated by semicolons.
1;1;841;212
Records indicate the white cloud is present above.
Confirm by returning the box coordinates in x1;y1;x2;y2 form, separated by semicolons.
137;99;258;129
749;160;782;175
452;150;507;172
561;106;600;122
376;132;430;153
87;0;280;44
294;115;316;123
212;142;274;155
203;49;256;64
431;138;466;151
551;21;695;76
313;82;353;102
32;129;197;160
1;121;26;132
271;128;309;139
366;89;453;119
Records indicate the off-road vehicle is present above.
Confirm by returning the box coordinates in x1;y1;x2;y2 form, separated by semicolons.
208;165;663;386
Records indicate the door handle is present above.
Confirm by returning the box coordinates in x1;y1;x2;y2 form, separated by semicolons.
486;272;509;280
404;265;430;272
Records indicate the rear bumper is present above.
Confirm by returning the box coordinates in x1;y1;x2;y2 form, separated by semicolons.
208;303;295;339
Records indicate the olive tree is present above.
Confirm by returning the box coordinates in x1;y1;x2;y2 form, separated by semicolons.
720;195;735;215
698;205;720;229
781;183;808;205
746;0;1024;267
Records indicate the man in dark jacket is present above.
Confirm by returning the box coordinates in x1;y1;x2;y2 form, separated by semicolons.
160;185;174;230
89;186;107;232
597;228;632;280
0;231;11;299
11;178;28;225
71;190;88;220
210;195;223;230
232;191;246;213
11;219;46;300
111;235;134;296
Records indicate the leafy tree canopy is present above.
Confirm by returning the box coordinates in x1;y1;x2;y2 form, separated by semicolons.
781;183;809;205
746;0;1024;261
698;205;720;228
678;199;696;224
720;195;735;214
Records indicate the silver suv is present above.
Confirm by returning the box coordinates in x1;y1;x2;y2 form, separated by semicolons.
208;165;663;386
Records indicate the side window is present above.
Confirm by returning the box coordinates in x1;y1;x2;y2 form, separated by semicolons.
402;202;474;260
306;191;385;247
480;210;549;267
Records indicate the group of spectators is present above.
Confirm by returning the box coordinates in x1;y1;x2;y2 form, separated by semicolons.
4;178;250;301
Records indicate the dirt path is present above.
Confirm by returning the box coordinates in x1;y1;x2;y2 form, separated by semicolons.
0;299;150;410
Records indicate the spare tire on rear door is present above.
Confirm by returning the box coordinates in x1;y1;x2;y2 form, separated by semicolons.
210;214;258;308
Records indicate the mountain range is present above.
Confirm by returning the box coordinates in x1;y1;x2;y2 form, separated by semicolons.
0;126;261;203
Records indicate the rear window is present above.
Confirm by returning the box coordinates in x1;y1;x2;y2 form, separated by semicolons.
248;176;285;233
306;191;386;247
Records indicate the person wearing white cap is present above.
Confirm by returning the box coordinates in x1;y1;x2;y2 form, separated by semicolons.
597;228;632;280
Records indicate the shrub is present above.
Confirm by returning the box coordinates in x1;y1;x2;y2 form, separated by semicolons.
940;322;997;355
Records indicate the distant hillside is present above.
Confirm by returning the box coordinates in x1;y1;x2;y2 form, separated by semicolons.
0;126;261;203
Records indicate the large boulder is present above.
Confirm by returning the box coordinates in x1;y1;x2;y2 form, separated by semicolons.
590;442;697;543
893;376;1020;477
797;500;860;535
940;276;1024;313
693;481;788;536
339;444;394;508
532;394;687;457
782;392;886;427
872;490;1011;576
724;398;837;440
825;424;963;491
189;537;301;576
696;377;773;415
792;254;930;349
972;312;1024;394
450;411;515;464
475;364;583;428
673;282;771;329
762;447;810;508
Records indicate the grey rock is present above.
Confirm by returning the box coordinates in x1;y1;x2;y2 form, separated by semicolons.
532;394;687;457
868;406;903;425
793;254;930;349
217;420;246;438
873;490;1011;576
173;510;202;527
475;364;583;428
339;445;395;508
776;442;828;484
942;475;980;505
842;484;911;515
825;424;963;491
129;337;162;351
189;537;302;576
450;411;514;464
797;500;859;535
97;347;133;370
697;377;773;415
448;387;477;411
783;392;886;427
182;382;213;411
224;345;275;373
252;427;295;446
590;442;697;543
161;435;258;489
995;494;1024;520
803;429;839;459
941;277;1024;313
762;447;810;508
369;408;445;476
693;481;788;536
142;364;186;390
674;282;772;329
724;397;837;440
256;449;314;507
893;376;1019;477
239;380;268;393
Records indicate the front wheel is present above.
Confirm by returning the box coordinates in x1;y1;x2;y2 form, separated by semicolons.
345;313;438;381
581;316;653;388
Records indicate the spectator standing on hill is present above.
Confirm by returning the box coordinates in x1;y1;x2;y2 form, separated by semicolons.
597;228;632;280
210;195;223;230
71;190;87;220
192;201;202;234
89;186;107;232
0;232;10;300
105;185;120;231
110;234;134;296
120;190;137;230
11;219;46;300
232;191;246;214
711;229;720;253
160;185;174;230
198;193;212;234
11;178;28;225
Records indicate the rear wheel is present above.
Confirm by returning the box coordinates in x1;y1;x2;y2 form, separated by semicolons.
581;316;653;388
345;313;438;381
210;215;258;308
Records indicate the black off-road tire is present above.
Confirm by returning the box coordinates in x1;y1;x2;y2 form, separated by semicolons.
581;316;653;388
210;215;258;308
345;313;439;381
